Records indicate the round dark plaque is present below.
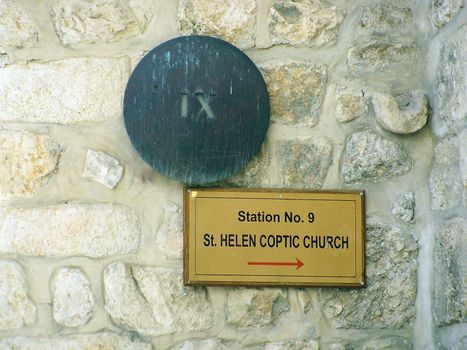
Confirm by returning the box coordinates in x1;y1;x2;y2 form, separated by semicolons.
123;35;270;184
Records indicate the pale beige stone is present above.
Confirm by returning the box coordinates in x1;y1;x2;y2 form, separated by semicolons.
0;130;61;201
82;149;123;189
430;136;463;210
50;0;154;47
341;130;413;183
155;202;183;260
434;217;467;326
431;0;464;28
372;90;428;134
361;4;413;32
0;260;36;330
435;24;466;135
104;262;214;336
259;61;327;127
0;204;140;257
227;288;289;328
0;57;129;124
0;47;9;67
172;339;228;350
269;0;345;47
0;0;38;48
277;137;332;189
335;83;367;123
347;40;419;73
178;0;257;50
0;332;151;349
51;267;94;327
320;224;418;328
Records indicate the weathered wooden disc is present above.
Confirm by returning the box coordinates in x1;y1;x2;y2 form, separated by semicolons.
123;35;270;184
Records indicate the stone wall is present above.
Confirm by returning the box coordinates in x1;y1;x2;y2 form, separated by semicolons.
0;0;465;349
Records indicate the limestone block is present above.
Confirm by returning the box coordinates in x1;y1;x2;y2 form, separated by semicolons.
335;83;367;123
178;0;257;50
227;288;289;328
372;90;428;134
0;57;129;124
434;216;466;326
435;24;467;134
0;204;140;257
226;144;270;187
430;136;463;210
341;130;413;183
277;137;333;189
247;339;319;350
0;0;38;48
347;40;419;73
0;332;151;349
320;224;418;328
51;267;94;327
361;4;413;32
431;0;464;28
104;262;213;336
0;260;36;330
392;191;415;224
259;61;327;127
82;149;123;189
0;130;61;201
269;0;345;47
49;0;154;47
155;202;183;260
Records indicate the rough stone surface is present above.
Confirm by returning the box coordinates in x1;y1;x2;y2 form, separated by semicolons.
178;0;257;50
259;61;327;127
104;262;213;336
172;339;228;350
361;4;413;32
82;149;123;189
347;40;419;73
0;130;62;201
320;224;418;328
392;191;415;224
372;90;428;134
341;130;413;183
0;332;151;349
435;24;467;134
277;137;333;189
51;267;94;327
328;336;412;350
0;0;38;48
431;0;464;28
0;260;36;330
226;144;271;187
227;288;289;328
0;57;129;124
155;202;183;260
460;129;467;199
0;204;140;257
430;136;463;211
247;339;319;350
335;83;367;123
50;0;154;47
268;0;345;48
434;216;466;326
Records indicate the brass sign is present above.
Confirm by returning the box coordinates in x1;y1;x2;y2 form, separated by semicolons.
184;188;365;287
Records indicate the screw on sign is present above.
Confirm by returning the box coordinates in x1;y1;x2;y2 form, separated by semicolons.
123;36;270;184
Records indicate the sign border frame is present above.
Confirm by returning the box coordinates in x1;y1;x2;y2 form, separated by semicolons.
183;187;366;288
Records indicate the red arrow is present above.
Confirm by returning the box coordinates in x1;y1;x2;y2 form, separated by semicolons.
247;258;304;270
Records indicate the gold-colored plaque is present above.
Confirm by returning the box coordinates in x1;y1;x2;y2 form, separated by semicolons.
184;188;365;287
